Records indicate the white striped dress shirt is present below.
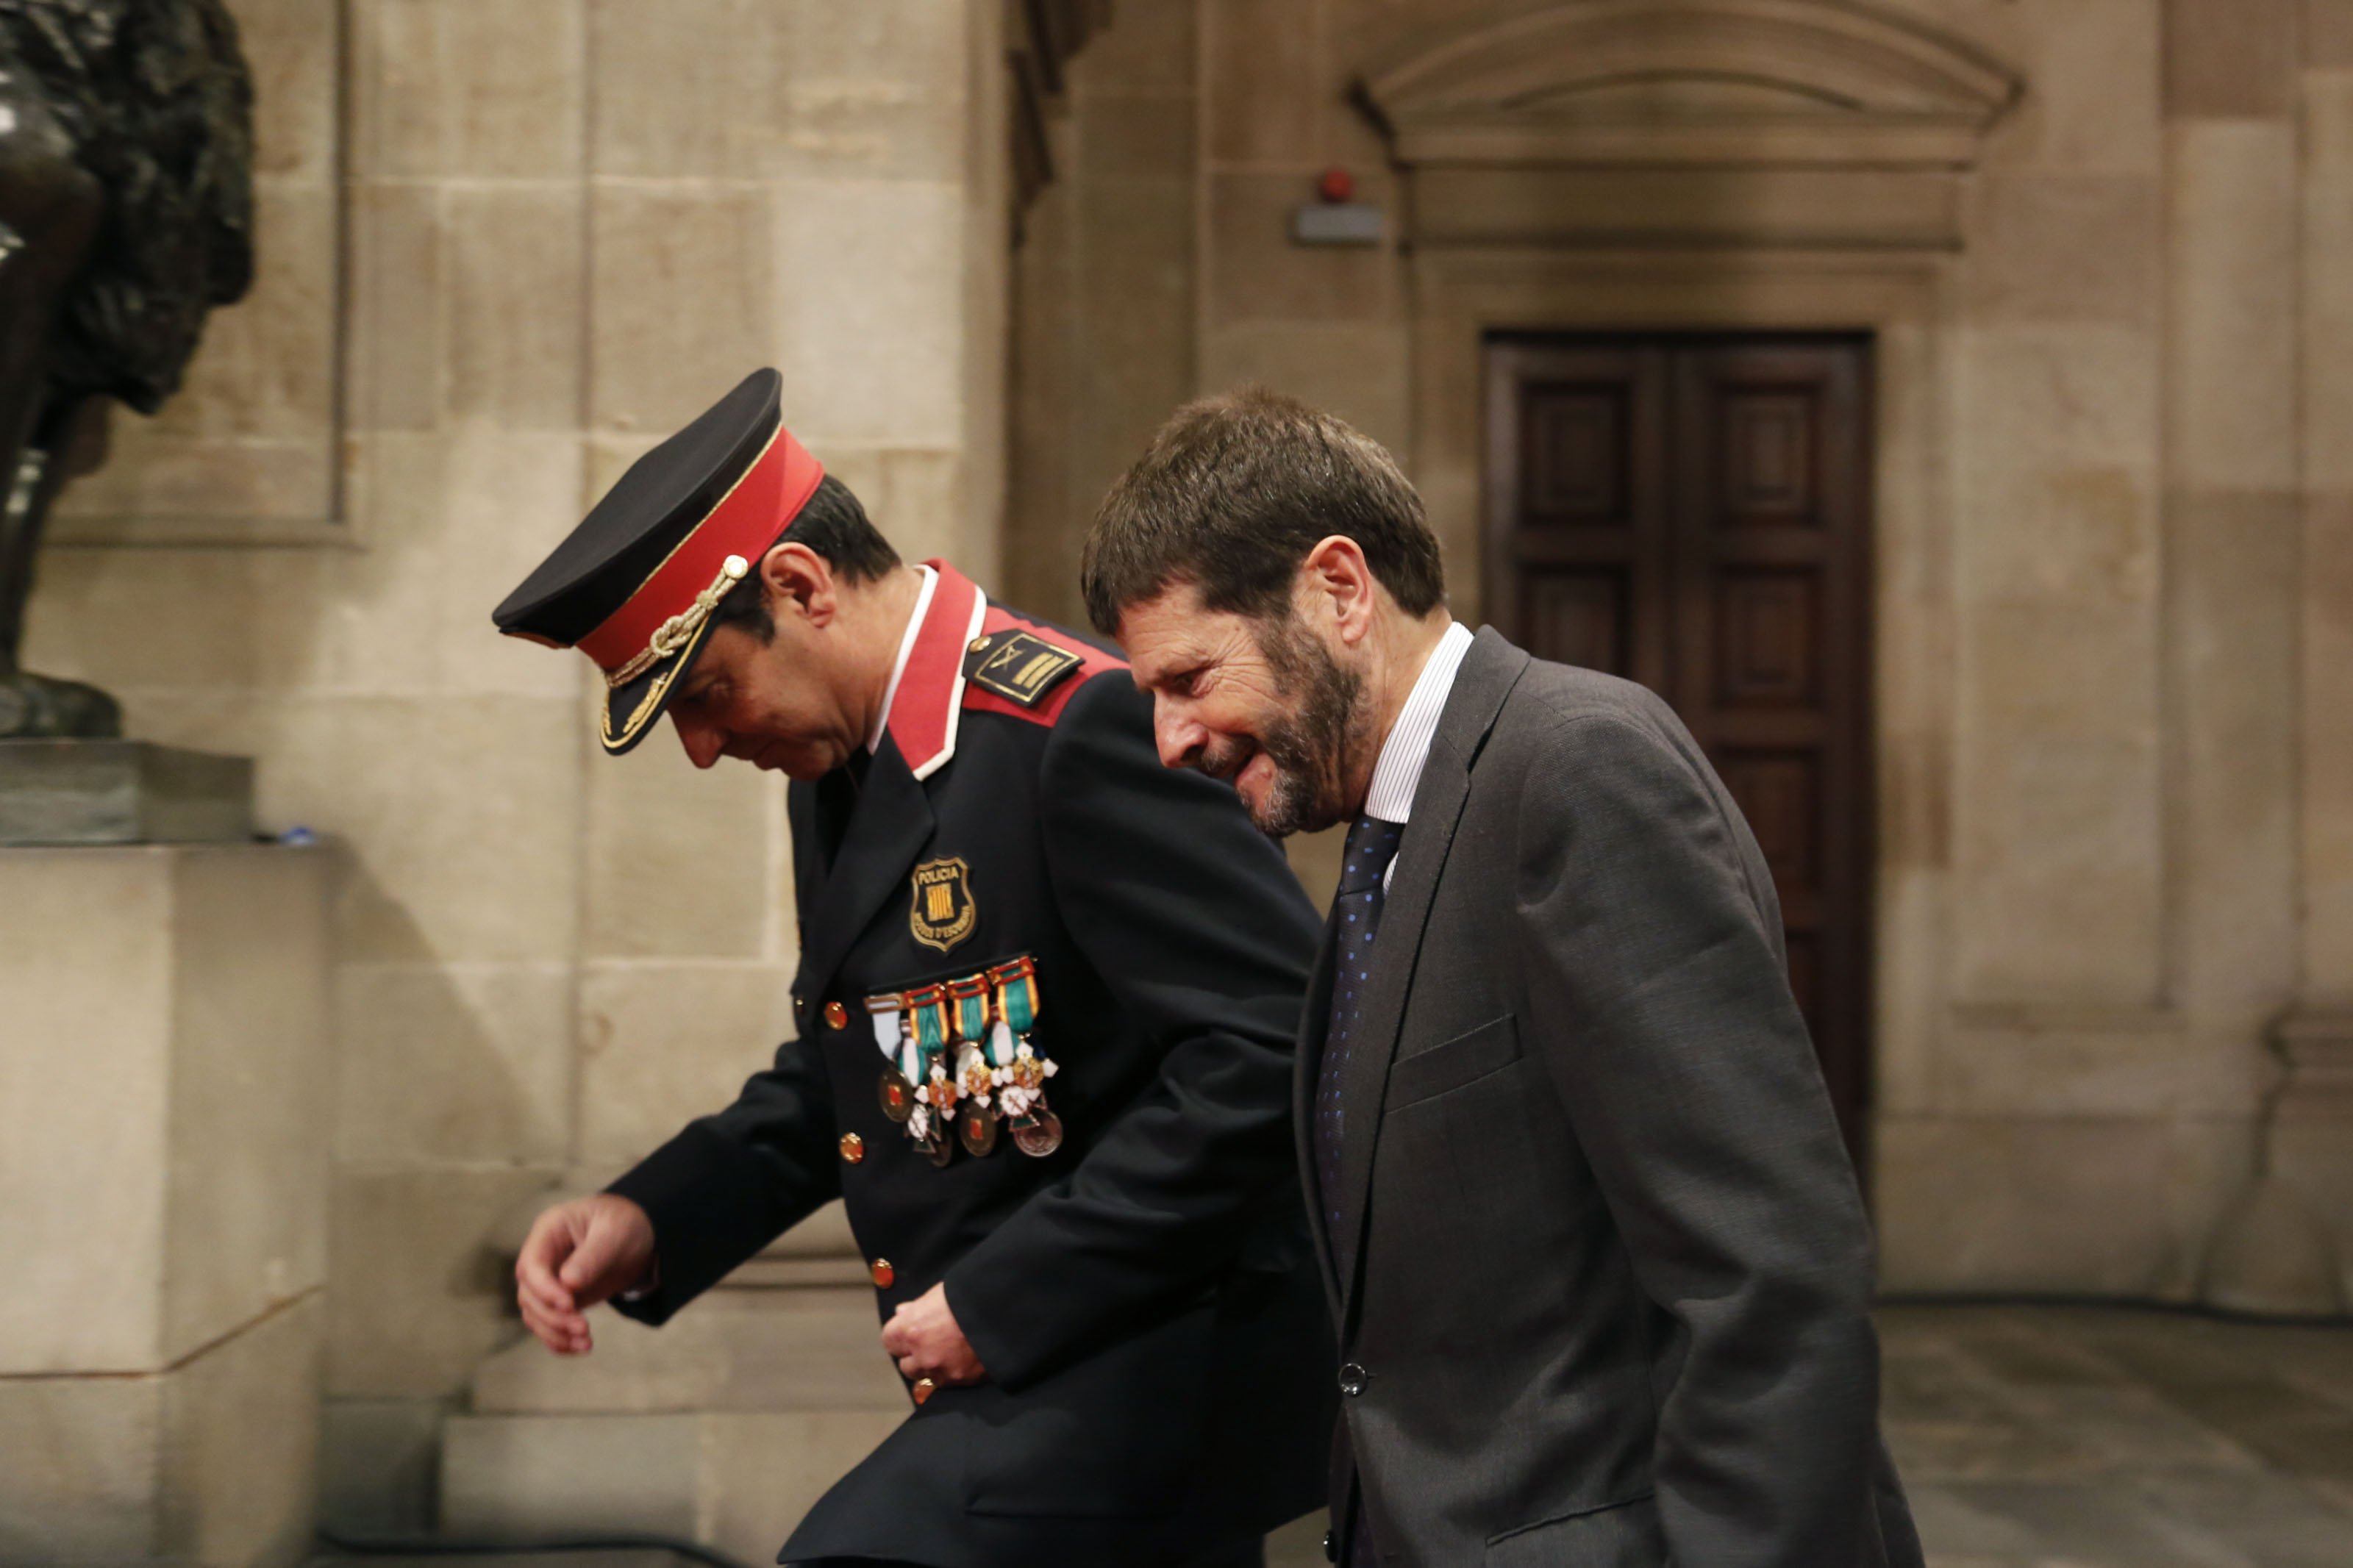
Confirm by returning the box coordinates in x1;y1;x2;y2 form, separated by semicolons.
1362;620;1474;889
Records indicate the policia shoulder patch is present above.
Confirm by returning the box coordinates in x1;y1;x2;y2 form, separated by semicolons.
965;630;1085;707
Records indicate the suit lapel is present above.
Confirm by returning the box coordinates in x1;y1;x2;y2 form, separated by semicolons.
1329;629;1531;1320
1294;906;1345;1317
792;737;937;1009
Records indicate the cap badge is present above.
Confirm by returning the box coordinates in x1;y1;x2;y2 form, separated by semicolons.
909;856;976;953
605;554;749;690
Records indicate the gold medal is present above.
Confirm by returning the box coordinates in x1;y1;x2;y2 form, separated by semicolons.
865;992;918;1125
959;1102;999;1156
999;1041;1063;1158
1011;1109;1063;1158
952;1044;999;1158
914;1061;960;1166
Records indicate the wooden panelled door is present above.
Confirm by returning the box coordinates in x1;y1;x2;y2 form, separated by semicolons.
1483;334;1874;1171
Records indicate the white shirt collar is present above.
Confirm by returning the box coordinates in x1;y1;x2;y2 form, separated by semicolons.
1363;620;1474;826
868;565;938;756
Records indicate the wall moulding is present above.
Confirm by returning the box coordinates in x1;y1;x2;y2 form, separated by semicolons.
1360;0;2024;176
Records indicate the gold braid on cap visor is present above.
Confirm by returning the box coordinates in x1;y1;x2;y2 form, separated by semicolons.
604;554;751;690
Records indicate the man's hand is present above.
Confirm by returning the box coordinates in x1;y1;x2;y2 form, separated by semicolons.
880;1282;986;1390
514;1193;656;1356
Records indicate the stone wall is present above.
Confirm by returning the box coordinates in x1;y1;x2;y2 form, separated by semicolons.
1010;0;2353;1298
23;0;1012;1530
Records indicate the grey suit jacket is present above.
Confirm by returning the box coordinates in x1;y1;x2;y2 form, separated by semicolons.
1300;629;1921;1568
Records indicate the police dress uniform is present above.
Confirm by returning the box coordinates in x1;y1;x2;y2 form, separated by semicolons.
493;370;1336;1568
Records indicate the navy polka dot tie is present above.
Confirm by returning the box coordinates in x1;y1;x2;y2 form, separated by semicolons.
1315;815;1407;1269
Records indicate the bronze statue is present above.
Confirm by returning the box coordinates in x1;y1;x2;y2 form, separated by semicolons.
0;0;252;737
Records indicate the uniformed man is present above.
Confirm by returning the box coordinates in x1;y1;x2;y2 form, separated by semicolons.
494;370;1333;1568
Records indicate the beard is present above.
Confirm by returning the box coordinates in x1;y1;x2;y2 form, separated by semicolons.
1214;613;1368;839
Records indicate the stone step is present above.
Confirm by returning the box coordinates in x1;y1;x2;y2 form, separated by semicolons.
440;1409;902;1562
313;1553;699;1568
318;1515;1331;1568
468;1290;905;1417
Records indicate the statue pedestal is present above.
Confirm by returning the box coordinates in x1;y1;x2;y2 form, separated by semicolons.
0;842;333;1567
0;740;256;845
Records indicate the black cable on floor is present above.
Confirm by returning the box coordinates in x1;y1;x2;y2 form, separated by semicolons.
1874;1291;2352;1327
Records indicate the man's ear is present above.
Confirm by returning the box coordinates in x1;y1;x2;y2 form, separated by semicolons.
761;542;836;626
1301;536;1378;645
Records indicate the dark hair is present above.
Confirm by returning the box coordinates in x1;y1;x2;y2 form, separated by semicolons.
1081;387;1444;634
710;473;901;641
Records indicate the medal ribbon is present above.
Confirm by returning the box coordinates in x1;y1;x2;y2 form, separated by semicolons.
949;973;992;1044
907;984;949;1078
990;956;1038;1034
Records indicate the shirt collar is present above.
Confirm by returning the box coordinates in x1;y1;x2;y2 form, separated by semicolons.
1362;620;1475;826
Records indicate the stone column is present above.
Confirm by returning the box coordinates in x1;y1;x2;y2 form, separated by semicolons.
0;843;333;1566
2277;4;2353;1304
1005;0;1202;631
2156;0;2317;1308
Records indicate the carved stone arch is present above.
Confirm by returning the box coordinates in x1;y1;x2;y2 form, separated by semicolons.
1362;0;2023;171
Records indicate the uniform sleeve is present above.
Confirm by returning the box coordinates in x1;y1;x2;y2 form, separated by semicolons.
1514;709;1885;1565
942;672;1321;1390
603;1031;841;1325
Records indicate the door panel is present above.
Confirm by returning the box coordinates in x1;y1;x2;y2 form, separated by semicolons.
1486;345;1673;695
1525;570;1632;676
1485;334;1874;1170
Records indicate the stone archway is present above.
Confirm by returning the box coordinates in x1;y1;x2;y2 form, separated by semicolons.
1361;0;2021;171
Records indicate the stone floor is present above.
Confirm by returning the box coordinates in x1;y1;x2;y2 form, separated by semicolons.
1877;1303;2353;1568
1272;1305;2353;1567
318;1306;2352;1568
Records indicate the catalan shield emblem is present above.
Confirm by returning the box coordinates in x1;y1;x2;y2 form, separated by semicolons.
909;856;977;953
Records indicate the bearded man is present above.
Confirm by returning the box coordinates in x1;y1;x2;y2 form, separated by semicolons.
1080;387;1922;1568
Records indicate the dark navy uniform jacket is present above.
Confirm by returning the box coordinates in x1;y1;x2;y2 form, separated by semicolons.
607;562;1335;1567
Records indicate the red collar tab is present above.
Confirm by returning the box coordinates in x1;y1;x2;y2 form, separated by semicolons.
887;560;988;780
574;425;824;675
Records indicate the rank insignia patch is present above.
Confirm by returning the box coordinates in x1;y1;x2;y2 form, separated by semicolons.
966;631;1085;707
909;856;977;953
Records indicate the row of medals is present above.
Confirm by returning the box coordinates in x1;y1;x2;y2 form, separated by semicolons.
865;956;1063;1167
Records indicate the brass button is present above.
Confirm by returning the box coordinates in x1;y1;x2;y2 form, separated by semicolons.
870;1257;895;1289
839;1132;864;1164
968;635;990;654
911;1375;937;1406
824;1000;849;1030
